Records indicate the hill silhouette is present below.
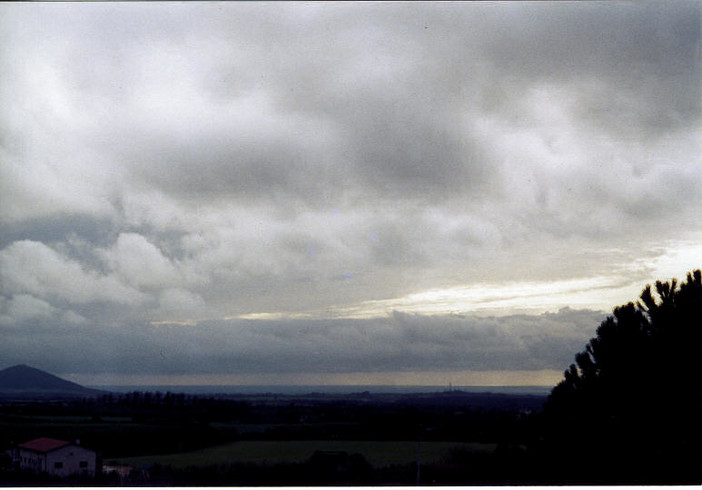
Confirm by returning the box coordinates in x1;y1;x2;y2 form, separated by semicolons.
0;364;104;398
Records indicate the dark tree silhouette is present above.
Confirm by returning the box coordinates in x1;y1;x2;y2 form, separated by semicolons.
541;270;701;484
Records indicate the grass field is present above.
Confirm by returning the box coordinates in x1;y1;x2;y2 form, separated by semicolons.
114;440;497;469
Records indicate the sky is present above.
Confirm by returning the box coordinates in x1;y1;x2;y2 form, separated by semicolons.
0;1;699;387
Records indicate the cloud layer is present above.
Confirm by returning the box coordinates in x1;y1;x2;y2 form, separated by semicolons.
0;307;604;380
0;2;699;382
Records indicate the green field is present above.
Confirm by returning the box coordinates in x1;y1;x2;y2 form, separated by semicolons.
114;440;497;469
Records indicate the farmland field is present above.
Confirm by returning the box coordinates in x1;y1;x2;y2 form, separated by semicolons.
1;390;543;484
113;440;497;469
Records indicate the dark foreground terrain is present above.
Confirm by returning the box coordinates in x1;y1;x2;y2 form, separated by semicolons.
0;389;547;485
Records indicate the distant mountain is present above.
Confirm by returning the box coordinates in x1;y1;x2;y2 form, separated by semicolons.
0;364;105;398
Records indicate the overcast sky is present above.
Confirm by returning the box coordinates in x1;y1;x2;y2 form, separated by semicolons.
0;2;699;387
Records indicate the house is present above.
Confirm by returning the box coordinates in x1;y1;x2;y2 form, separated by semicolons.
9;437;99;478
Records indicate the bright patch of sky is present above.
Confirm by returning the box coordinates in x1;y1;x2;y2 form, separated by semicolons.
240;240;702;320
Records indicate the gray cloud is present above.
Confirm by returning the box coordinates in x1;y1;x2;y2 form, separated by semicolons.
0;240;147;307
0;2;698;380
0;308;604;377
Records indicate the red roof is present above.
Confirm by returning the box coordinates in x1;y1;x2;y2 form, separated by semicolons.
18;437;71;453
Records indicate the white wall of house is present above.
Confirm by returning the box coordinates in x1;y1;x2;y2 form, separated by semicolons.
17;445;97;478
45;445;97;478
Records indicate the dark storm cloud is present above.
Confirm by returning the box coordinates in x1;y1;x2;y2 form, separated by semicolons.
472;2;700;130
2;2;698;214
24;1;691;208
112;108;345;208
0;308;604;377
0;215;116;250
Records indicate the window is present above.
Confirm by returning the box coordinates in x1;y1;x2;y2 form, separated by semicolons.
54;462;63;469
79;461;88;468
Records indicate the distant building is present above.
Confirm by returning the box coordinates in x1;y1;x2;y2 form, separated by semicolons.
102;464;136;484
9;437;99;478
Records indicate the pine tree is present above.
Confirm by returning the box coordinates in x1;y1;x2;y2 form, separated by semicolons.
541;270;701;484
